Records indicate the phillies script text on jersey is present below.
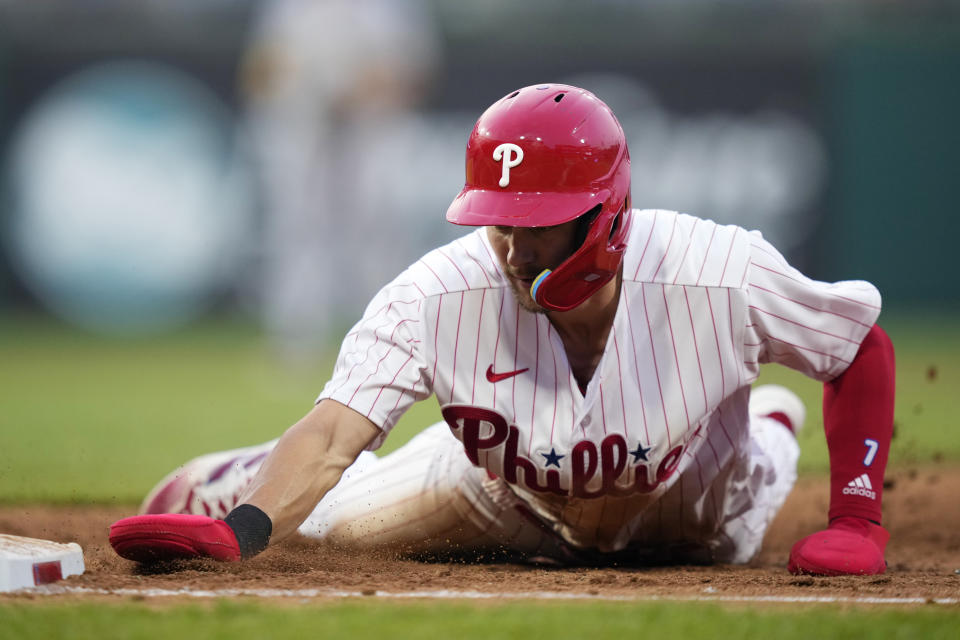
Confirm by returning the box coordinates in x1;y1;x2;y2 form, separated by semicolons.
441;404;700;498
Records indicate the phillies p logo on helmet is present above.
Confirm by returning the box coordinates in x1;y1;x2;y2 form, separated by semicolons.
493;143;524;187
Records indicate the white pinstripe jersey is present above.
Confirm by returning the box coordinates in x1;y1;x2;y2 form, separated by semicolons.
319;209;881;550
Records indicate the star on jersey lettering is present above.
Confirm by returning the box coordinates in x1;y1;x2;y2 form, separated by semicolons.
541;448;565;469
629;443;652;463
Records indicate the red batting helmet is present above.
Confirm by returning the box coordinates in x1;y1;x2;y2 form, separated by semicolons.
446;84;632;311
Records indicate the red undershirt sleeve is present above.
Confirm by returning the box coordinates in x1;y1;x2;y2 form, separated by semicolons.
823;324;896;524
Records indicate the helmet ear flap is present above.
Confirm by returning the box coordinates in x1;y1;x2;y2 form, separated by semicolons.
532;201;632;312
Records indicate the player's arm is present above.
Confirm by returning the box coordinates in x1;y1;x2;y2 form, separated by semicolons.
742;234;894;575
789;323;896;575
235;399;380;545
109;400;381;563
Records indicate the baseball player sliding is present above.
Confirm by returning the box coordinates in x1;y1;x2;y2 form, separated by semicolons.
110;84;895;575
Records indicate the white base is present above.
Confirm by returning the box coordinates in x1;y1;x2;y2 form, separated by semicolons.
0;534;85;592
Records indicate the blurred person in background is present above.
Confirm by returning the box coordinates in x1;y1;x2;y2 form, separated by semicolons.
240;0;439;360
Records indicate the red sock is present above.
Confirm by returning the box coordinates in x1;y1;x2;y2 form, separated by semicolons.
765;411;795;433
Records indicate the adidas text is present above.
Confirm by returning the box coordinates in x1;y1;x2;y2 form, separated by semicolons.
842;486;877;499
842;474;877;500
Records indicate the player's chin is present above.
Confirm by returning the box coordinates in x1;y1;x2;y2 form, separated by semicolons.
510;285;545;314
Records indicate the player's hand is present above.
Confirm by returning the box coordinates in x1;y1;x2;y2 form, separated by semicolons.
787;516;889;576
109;514;241;563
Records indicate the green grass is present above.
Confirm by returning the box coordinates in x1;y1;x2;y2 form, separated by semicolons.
2;600;958;639
0;310;957;503
0;313;442;503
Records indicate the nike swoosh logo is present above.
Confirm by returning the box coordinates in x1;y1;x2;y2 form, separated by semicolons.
486;365;529;383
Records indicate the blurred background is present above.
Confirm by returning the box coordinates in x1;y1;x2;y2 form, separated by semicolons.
1;0;958;350
0;0;958;501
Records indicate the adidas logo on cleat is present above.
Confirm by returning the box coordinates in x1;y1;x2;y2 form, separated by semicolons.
842;473;877;500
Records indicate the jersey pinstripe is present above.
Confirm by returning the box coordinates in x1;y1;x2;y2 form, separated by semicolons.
318;209;881;551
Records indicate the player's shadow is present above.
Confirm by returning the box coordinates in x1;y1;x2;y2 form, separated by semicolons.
130;558;224;575
406;541;715;569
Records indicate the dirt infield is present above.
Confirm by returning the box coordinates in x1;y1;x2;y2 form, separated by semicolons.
2;467;959;602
